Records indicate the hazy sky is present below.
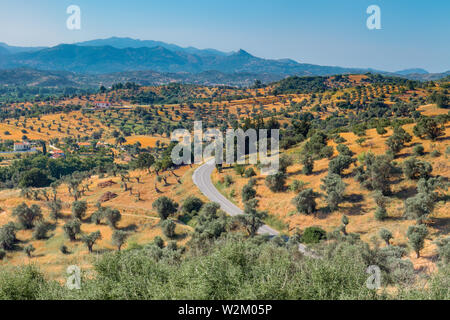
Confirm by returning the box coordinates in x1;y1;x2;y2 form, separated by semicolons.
0;0;449;72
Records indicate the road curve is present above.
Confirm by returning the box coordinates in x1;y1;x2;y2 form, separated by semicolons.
193;160;314;256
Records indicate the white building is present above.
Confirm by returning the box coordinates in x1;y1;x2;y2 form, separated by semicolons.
14;142;31;152
95;101;111;109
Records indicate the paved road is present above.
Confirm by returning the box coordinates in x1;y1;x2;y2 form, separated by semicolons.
193;159;315;257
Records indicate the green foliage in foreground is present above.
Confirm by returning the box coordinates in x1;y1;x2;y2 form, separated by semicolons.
0;235;448;300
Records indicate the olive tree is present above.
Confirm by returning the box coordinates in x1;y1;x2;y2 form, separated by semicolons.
12;203;43;230
292;188;318;215
81;231;102;253
321;173;347;212
112;230;130;251
379;229;393;246
407;225;428;258
152;197;178;220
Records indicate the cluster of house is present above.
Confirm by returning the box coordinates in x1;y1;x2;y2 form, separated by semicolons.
13;139;109;158
50;149;65;159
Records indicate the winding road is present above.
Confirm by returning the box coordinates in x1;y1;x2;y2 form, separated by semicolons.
193;159;314;257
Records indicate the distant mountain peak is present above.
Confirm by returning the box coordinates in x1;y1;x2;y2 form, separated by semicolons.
235;49;252;57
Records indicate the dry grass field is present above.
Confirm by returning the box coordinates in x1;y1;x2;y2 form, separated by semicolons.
211;103;450;273
0;164;204;281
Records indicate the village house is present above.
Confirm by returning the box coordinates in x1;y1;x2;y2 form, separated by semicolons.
13;142;31;152
94;101;112;109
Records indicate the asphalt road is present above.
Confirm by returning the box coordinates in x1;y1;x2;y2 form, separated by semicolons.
193;159;314;257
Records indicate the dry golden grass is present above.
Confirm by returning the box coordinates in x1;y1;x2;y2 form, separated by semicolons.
212;105;449;272
0;164;204;281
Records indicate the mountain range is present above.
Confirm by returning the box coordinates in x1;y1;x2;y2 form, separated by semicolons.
0;37;448;87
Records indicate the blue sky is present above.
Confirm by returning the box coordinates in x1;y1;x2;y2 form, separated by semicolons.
0;0;449;72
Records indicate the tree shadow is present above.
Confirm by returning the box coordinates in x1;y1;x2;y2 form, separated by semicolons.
391;186;417;200
173;232;188;241
120;224;138;232
429;217;450;237
344;193;364;203
312;168;328;176
344;203;365;216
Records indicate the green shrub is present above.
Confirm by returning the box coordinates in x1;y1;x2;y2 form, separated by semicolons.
413;144;424;156
302;227;327;244
244;167;256;178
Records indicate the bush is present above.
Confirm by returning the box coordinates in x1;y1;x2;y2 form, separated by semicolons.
0;249;5;260
152;197;178;220
375;207;388;221
161;220;176;239
182;196;204;214
407;225;428;258
60;245;69;255
265;172;287;192
292;188;317;215
319;146;334;159
223;175;233;187
302;227;327;244
413;117;445;141
32;221;52;240
328;155;354;176
279;154;293;173
379;229;393;246
412;144;424;156
289;180;308;193
402;158;432;180
301;155;314;175
0;223;17;251
320;174;347;212
244;167;256;178
434;237;450;266
234;165;245;177
241;184;257;202
336;144;353;157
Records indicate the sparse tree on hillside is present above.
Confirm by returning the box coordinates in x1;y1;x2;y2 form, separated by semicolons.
63;219;82;241
292;188;318;215
161;220;176;239
12;203;43;230
112;230;130;251
413;117;445;141
407;224;428;258
0;223;17;250
46;200;62;222
379;229;393;246
265;172;287;192
321;173;347;212
237;199;267;237
301;155;314;175
242;184;257;202
103;208;122;229
402;158;432;180
152;197;178;221
72;201;88;220
81;231;102;253
24;244;35;258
